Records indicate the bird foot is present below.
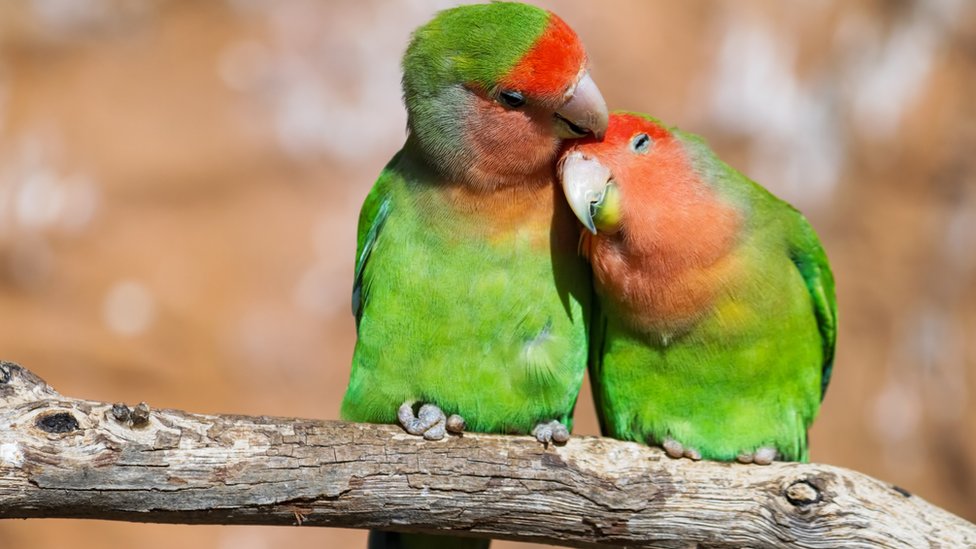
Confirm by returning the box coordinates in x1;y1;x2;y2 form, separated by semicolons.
661;437;701;461
532;419;570;444
397;401;465;441
736;447;778;465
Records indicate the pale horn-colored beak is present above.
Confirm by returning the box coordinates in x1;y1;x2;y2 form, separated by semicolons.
559;151;612;234
555;71;609;140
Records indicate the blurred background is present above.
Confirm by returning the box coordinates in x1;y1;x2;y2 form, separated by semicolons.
0;0;973;547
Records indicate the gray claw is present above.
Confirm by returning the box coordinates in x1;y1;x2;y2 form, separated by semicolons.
753;447;777;465
446;414;466;434
662;438;684;459
737;447;778;465
532;420;570;444
662;438;700;461
397;402;451;440
551;423;570;443
422;420;446;441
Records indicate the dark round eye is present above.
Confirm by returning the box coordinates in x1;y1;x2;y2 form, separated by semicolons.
499;90;526;108
631;133;652;154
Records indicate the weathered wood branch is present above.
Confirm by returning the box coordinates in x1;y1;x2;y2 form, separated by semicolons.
0;361;973;548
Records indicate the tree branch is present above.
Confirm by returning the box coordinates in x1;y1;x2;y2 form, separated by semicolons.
0;361;973;548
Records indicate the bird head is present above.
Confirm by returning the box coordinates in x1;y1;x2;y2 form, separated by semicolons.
402;2;608;188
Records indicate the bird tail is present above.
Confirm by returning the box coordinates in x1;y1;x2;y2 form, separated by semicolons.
368;531;490;549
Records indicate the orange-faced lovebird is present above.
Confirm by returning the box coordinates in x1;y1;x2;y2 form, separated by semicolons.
559;112;836;464
341;5;607;547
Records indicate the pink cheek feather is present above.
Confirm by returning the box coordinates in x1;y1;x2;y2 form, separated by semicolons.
462;94;560;187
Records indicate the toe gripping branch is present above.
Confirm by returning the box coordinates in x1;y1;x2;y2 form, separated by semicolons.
532;420;570;444
397;402;464;441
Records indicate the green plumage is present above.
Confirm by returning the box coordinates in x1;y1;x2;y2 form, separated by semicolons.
583;114;836;463
343;2;591;433
343;151;589;433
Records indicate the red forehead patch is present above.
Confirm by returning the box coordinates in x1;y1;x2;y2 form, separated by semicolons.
603;113;673;147
499;12;586;101
566;113;674;158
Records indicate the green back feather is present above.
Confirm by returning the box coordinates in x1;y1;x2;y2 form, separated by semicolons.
353;159;395;330
786;213;838;399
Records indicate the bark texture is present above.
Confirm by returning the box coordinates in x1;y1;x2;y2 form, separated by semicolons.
1;361;973;548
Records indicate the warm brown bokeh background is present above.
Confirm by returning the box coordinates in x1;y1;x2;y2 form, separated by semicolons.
0;1;973;547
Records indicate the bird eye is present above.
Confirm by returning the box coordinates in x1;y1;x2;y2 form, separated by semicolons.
499;90;526;109
631;133;652;154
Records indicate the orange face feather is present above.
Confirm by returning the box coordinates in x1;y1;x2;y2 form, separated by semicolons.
564;114;742;334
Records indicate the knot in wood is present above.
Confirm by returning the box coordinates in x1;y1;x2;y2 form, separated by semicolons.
785;480;822;507
131;402;151;425
36;411;81;434
112;403;132;422
111;402;151;427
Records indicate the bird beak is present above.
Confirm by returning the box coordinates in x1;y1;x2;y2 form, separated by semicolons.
555;71;609;140
559;151;612;234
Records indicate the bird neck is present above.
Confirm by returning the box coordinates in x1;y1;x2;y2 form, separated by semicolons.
398;135;556;247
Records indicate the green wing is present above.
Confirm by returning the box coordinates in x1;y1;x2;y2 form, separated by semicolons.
352;175;393;331
787;211;838;399
588;290;612;436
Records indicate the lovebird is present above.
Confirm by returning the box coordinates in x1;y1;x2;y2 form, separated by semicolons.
342;3;607;545
559;112;837;463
